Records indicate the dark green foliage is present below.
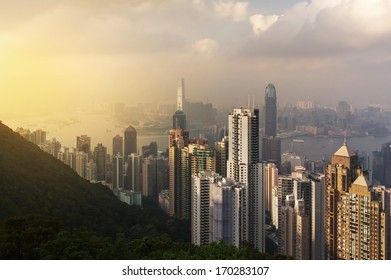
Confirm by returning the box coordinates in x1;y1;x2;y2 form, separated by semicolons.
0;122;188;241
0;122;291;260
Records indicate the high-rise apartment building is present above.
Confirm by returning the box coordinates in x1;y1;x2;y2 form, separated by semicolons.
280;194;310;259
227;107;264;252
124;126;137;160
325;142;387;259
372;185;391;259
214;136;228;177
191;171;213;246
168;129;189;218
311;174;325;260
191;172;247;248
265;162;278;215
276;176;294;232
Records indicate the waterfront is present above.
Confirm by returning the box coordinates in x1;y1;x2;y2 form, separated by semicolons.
4;112;391;161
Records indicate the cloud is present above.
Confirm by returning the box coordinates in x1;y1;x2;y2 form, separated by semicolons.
243;0;391;59
194;38;219;56
214;0;248;22
249;14;279;36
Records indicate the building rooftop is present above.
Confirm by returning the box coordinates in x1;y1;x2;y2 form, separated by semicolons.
353;175;370;187
334;143;356;158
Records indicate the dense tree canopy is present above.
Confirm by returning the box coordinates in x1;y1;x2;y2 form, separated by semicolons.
0;122;291;260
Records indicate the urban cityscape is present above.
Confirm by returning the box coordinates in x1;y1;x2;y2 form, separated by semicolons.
8;78;391;260
1;0;391;267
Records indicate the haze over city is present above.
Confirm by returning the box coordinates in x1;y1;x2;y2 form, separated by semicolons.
1;0;391;118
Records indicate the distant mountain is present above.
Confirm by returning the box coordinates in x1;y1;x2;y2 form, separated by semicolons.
0;121;187;239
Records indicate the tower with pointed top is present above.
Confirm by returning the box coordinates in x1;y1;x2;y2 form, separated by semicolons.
324;141;387;259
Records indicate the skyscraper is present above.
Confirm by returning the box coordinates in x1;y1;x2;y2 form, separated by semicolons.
227;107;264;252
168;129;189;218
214;136;228;178
265;163;278;215
262;84;281;169
324;142;387;260
142;155;157;198
93;143;107;182
264;83;277;137
173;110;186;130
112;134;123;156
177;78;185;111
280;194;310;260
113;153;124;189
126;153;142;192
168;79;189;219
124;126;137;160
191;171;213;246
191;172;247;248
173;78;187;130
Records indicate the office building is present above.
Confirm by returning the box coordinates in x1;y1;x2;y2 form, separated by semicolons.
264;83;277;137
124;125;137;160
112;134;123;156
93;143;107;182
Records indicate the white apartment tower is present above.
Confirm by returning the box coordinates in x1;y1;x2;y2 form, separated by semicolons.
191;171;247;248
227;108;264;252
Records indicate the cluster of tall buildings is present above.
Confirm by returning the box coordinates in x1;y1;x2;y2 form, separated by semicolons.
166;79;390;260
16;78;391;260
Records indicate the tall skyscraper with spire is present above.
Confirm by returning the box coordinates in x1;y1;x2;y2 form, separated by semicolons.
173;78;186;130
169;78;189;218
177;78;185;111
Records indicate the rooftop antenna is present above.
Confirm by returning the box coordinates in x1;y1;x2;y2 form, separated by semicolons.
248;95;250;108
252;95;255;111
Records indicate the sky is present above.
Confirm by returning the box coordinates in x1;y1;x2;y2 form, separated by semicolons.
1;0;391;118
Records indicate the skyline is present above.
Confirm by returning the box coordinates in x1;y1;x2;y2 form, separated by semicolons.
1;0;391;118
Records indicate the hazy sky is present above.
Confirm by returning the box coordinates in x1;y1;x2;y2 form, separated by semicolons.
1;0;391;118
